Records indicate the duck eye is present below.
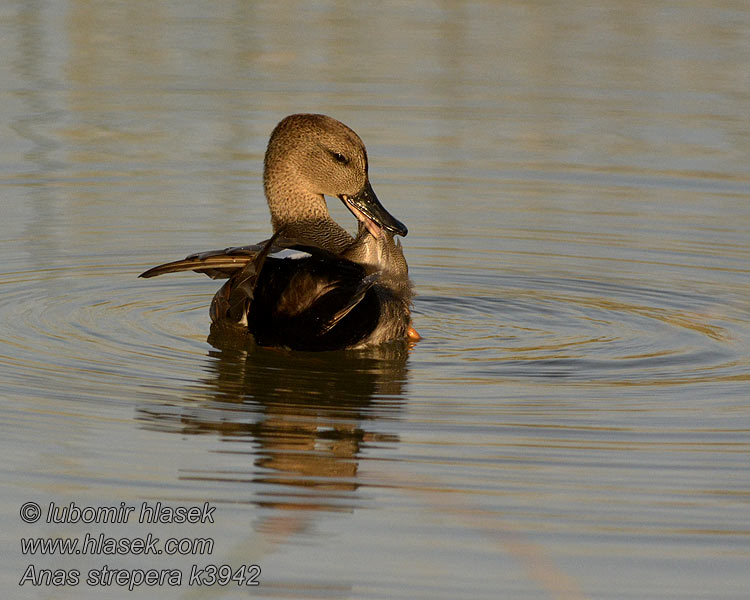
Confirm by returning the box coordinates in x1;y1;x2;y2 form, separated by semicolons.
330;150;349;165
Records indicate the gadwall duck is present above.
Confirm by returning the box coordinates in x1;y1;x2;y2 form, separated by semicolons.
140;114;420;351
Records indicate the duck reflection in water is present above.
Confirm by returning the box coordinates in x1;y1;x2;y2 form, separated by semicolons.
140;114;420;351
137;340;409;517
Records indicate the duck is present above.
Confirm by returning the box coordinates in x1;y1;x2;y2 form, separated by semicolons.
139;113;420;351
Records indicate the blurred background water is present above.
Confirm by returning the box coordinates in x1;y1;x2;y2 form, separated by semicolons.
1;1;749;599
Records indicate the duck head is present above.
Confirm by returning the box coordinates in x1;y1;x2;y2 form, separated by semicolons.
264;114;407;250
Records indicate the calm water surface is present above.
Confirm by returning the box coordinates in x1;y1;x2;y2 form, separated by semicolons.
2;1;749;599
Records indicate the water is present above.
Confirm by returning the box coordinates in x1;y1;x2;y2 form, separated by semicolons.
2;1;749;598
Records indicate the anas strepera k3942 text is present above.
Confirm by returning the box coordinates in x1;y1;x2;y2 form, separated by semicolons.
140;114;420;351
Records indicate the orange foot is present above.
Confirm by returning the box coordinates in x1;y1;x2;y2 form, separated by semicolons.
407;326;422;342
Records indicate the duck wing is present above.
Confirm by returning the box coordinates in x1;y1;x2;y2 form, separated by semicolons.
137;233;328;280
209;233;282;323
138;244;266;280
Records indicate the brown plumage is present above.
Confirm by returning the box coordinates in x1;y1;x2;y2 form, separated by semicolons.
140;114;419;351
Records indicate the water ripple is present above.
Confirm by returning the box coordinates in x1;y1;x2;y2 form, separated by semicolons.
0;263;212;401
413;270;747;386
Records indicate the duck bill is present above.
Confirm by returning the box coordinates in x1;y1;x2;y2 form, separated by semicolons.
339;181;408;238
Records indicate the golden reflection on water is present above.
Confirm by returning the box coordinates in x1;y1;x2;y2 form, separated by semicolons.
139;339;410;512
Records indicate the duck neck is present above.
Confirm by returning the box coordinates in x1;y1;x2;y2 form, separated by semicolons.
265;184;353;253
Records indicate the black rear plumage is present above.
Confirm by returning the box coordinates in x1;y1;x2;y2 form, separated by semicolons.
243;253;382;351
